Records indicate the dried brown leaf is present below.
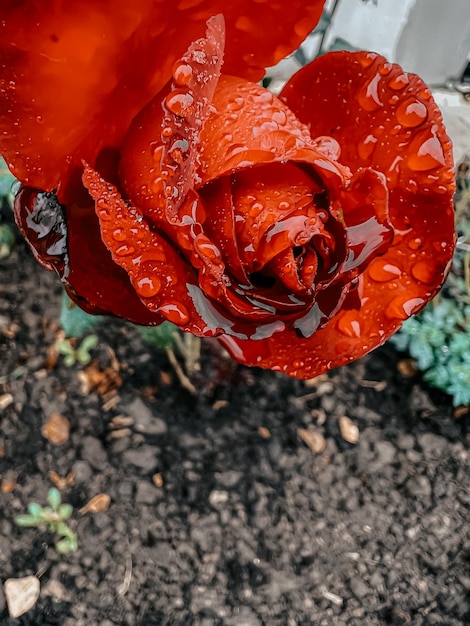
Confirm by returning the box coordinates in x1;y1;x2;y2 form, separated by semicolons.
41;413;70;446
79;493;111;515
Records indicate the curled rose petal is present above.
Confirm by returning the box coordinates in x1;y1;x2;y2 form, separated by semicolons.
216;52;455;377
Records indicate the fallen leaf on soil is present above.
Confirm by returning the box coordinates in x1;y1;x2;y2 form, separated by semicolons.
152;473;164;487
4;576;40;618
0;393;13;410
339;416;359;444
79;493;111;514
298;428;326;454
41;413;70;445
78;360;122;395
49;469;75;490
258;426;271;439
397;359;419;378
453;405;469;419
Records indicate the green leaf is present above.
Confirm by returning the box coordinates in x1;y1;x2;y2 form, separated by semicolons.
27;503;44;519
47;488;62;511
60;292;103;338
326;37;359;54
137;321;178;349
0;156;16;198
57;503;73;521
56;534;78;554
76;334;98;364
0;224;16;260
15;514;41;527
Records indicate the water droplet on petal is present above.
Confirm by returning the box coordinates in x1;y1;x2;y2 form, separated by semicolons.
336;311;362;338
172;61;193;86
408;237;423;251
357;74;383;111
388;73;409;90
168;136;190;164
135;275;162;298
158;302;190;325
411;261;439;285
357;134;378;160
385;294;425;320
359;53;377;69
396;98;428;128
115;244;136;257
368;258;402;282
407;131;446;171
379;63;393;76
164;89;195;118
112;228;128;242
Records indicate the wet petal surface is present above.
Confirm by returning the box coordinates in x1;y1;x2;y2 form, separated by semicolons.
0;1;325;200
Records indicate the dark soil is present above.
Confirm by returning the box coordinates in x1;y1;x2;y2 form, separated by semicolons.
0;241;469;626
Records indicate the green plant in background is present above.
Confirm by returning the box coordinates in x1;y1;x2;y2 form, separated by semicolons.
15;488;78;554
0;155;17;259
60;291;104;338
391;162;470;406
57;334;99;367
138;322;200;394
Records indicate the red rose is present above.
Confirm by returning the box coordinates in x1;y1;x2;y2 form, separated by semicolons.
1;2;455;378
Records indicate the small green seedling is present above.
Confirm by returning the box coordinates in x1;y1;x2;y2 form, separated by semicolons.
15;488;78;553
57;334;99;367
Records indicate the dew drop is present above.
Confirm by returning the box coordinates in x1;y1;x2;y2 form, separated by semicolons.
357;134;378;160
162;126;173;138
112;228;127;242
135;275;162;298
411;261;439;285
359;53;377;69
356;74;383;112
254;90;273;104
407;131;446;172
336;311;361;338
396;98;428;128
388;73;409;90
385;294;425;320
115;244;135;257
379;63;392;76
272;110;287;126
408;237;422;251
368;258;402;282
168;136;190;164
172;61;193;86
227;96;244;112
158;302;190;325
164;89;195;118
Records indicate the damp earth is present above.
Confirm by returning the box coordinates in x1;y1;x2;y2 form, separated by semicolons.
0;241;469;625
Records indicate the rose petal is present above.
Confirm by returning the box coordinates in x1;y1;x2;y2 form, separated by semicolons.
14;186;163;323
0;0;325;199
219;52;455;378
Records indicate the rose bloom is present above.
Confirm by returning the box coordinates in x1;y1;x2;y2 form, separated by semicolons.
0;1;455;378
